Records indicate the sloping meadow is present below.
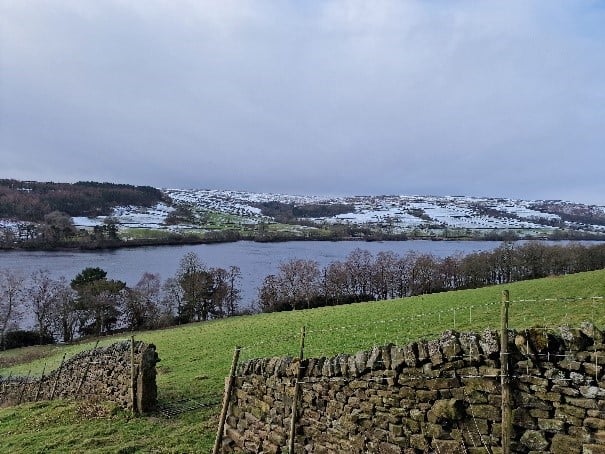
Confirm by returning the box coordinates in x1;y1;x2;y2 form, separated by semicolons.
1;269;604;452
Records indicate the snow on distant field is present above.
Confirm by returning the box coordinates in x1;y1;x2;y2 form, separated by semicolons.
73;203;174;229
165;189;267;219
160;189;586;232
72;216;105;228
112;203;174;228
62;188;605;233
315;198;424;229
406;201;543;229
0;219;21;232
494;203;560;221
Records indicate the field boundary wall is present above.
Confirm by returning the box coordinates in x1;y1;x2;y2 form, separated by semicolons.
221;325;604;453
0;341;160;413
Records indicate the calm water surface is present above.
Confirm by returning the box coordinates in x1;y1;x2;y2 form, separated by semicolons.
0;240;503;308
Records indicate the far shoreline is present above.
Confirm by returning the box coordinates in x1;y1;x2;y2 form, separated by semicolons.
2;231;605;253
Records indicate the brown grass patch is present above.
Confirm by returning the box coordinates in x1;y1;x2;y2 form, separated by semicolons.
0;346;55;369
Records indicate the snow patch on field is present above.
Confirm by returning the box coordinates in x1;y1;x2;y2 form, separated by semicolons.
0;220;21;232
72;217;105;228
112;203;174;228
73;203;174;229
58;188;605;234
495;203;561;221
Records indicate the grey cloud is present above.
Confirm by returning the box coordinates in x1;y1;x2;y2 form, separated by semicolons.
1;1;604;204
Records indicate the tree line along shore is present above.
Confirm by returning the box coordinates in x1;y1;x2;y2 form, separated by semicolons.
2;241;605;352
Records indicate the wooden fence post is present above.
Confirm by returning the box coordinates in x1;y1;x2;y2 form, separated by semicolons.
2;372;13;401
288;326;306;454
212;346;241;454
18;370;31;405
34;363;47;401
76;340;100;395
50;353;67;400
501;290;511;454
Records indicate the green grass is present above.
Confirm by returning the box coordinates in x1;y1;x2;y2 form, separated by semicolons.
1;269;605;452
119;228;184;240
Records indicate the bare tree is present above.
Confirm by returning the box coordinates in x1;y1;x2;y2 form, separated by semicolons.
174;253;242;321
28;269;60;342
50;277;79;343
345;249;374;300
409;254;437;295
394;253;414;298
161;277;184;324
460;252;492;289
0;269;25;349
437;254;463;291
210;268;230;317
225;266;241;316
124;272;162;330
322;261;349;305
41;211;77;243
257;274;282;313
278;259;320;310
176;252;211;322
372;251;399;300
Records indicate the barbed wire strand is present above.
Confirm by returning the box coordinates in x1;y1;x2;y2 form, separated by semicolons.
237;296;603;362
463;386;491;454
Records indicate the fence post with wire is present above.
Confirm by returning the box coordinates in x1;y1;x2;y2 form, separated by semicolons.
218;293;605;453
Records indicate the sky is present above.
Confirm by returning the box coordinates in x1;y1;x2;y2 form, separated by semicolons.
1;1;605;205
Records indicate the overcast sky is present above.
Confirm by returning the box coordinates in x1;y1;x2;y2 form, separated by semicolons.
1;1;604;204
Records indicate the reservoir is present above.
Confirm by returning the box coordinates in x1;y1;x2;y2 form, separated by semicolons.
0;240;504;309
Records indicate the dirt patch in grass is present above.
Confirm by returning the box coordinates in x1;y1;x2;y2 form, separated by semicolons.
0;346;55;369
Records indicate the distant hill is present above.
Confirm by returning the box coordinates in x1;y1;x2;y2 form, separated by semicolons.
1;179;605;245
163;188;605;234
0;179;164;221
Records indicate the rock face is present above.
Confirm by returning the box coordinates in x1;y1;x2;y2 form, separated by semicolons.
222;327;605;453
0;341;160;413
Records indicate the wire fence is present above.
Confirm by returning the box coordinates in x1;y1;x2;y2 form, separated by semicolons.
157;396;221;418
214;292;605;452
235;294;605;365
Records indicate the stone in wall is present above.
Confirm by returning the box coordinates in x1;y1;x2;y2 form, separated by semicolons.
222;325;605;453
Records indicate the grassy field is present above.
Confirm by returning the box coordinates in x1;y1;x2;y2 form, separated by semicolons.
1;269;605;452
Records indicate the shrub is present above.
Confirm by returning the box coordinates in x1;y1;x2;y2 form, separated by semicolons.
3;330;55;350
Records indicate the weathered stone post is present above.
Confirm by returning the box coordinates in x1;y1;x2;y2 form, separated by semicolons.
137;343;160;413
131;336;137;414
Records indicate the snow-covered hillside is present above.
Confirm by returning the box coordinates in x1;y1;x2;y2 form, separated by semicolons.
67;188;605;238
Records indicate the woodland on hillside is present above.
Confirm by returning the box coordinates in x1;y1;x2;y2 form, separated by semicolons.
0;179;163;221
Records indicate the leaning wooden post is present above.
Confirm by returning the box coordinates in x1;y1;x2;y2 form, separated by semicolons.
18;369;31;405
212;346;241;454
288;326;306;454
2;372;13;397
2;372;12;395
76;340;100;395
501;290;511;454
50;353;67;400
34;363;47;402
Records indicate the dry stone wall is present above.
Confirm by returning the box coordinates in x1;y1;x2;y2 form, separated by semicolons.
222;324;605;453
0;341;159;412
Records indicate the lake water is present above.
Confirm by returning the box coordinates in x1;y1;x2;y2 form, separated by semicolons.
0;240;504;309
